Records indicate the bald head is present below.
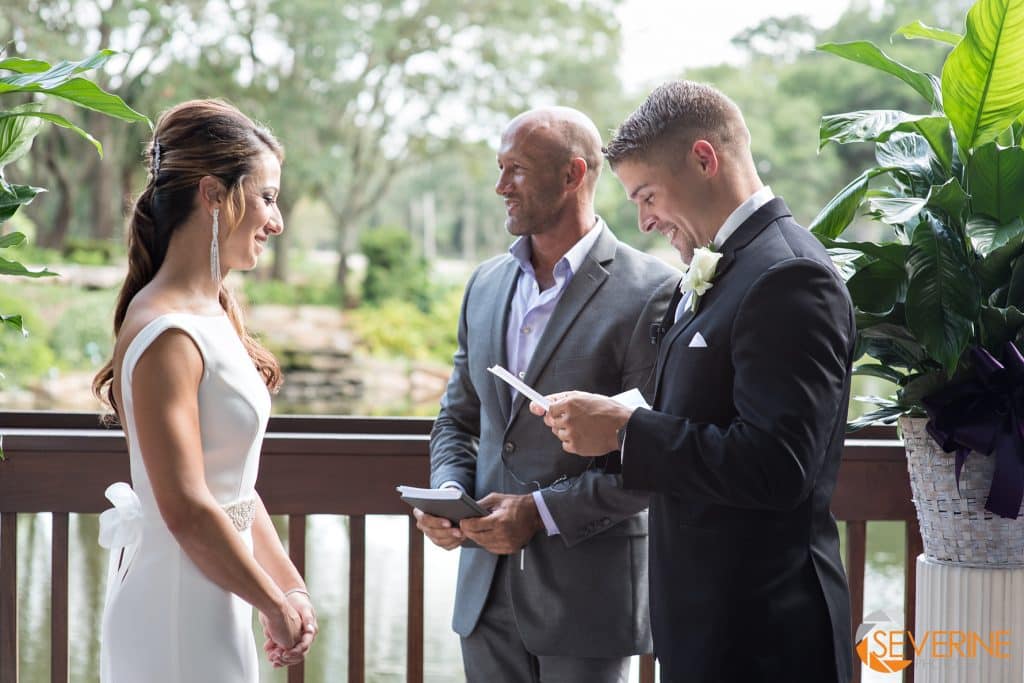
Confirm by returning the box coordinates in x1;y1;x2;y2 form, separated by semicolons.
503;107;604;192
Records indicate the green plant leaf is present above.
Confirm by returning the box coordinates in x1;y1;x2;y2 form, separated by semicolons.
0;314;25;335
0;109;102;157
0;78;149;126
853;363;906;383
898;371;949;406
818;41;941;109
0;183;46;223
848;404;906;431
847;259;907;314
927;177;970;218
966;215;1024;256
0;50;114;90
941;0;1024;154
0;104;44;169
1008;254;1024;306
905;215;978;374
866;196;929;225
819;110;953;171
820;237;909;267
810;167;895;239
979;303;1024;347
0;58;51;74
972;217;1024;292
0;256;57;278
894;20;963;46
966;141;1024;224
876;133;944;186
0;231;26;249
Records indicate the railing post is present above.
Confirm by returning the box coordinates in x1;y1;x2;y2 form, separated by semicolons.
407;517;423;683
51;513;69;683
288;515;307;683
1;512;17;683
639;653;655;683
349;515;365;683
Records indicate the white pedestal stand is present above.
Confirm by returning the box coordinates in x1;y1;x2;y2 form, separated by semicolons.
913;555;1024;682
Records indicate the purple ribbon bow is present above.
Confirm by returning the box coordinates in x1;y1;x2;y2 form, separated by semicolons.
921;342;1024;519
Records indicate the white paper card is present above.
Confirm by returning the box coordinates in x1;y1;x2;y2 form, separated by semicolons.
488;365;551;410
610;388;651;410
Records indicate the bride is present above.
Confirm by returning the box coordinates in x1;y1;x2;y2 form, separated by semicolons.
92;99;317;681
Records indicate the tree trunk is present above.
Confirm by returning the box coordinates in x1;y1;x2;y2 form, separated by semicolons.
89;113;115;240
421;191;436;263
37;135;73;249
462;196;477;263
271;192;295;281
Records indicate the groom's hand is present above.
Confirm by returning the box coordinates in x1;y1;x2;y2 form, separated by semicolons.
534;391;634;456
460;493;542;554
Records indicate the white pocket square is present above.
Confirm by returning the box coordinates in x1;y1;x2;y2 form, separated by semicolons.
688;332;708;348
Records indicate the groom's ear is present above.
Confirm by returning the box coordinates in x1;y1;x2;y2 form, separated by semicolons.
691;140;719;177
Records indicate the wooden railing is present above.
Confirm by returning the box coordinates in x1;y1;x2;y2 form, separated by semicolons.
0;412;918;683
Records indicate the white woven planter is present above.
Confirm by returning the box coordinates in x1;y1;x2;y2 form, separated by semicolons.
901;415;1024;567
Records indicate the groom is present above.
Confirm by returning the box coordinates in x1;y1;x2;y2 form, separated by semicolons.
536;81;855;683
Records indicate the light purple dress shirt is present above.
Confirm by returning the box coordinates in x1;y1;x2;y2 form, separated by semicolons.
507;222;604;536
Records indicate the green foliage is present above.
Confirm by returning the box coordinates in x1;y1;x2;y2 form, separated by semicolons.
0;49;147;419
359;227;431;311
0;290;55;386
61;237;118;265
243;279;344;307
813;0;1024;427
348;287;462;365
49;295;115;369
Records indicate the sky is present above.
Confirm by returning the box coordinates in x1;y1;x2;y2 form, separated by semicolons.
615;0;864;89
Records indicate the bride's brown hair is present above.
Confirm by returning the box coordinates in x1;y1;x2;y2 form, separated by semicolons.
92;99;284;418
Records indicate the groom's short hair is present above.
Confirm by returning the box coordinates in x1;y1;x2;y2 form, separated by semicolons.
603;81;750;168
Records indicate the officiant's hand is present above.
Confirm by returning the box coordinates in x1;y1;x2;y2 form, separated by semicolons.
460;493;542;554
533;391;634;456
414;508;465;550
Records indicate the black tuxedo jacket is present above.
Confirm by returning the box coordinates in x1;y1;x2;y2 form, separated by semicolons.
621;198;854;683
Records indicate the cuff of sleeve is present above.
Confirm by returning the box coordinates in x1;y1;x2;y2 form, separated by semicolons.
440;481;465;492
532;490;560;536
621;408;657;491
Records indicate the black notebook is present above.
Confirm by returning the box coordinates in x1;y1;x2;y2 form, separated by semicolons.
396;485;488;523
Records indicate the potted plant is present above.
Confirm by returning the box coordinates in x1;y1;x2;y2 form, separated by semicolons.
811;0;1024;563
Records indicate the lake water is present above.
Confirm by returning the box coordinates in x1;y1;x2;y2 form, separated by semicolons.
13;513;910;682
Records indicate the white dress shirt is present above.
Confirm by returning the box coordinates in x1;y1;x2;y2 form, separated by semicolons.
675;185;775;322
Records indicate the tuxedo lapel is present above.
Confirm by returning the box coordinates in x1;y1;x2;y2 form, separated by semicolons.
506;227;616;427
652;303;701;404
651;198;793;405
488;259;520;422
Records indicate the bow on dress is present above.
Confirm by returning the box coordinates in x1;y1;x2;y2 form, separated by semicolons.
922;343;1024;519
98;482;143;600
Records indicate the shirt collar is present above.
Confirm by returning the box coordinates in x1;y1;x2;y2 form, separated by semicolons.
509;218;605;277
713;185;774;250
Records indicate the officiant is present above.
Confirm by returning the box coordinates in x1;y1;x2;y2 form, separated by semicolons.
418;106;677;682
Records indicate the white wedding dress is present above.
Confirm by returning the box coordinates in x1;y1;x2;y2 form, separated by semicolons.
98;313;271;683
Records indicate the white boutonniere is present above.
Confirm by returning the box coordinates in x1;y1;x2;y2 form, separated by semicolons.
680;245;723;314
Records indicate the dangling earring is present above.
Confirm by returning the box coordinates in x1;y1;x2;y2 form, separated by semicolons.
210;207;221;284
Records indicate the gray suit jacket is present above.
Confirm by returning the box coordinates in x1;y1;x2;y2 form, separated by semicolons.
430;222;679;657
